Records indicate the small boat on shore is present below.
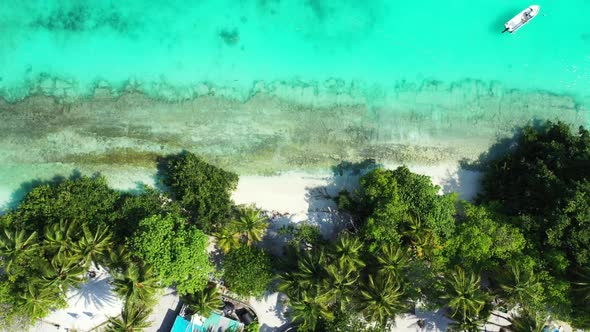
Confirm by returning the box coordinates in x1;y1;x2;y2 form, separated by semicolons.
502;5;540;33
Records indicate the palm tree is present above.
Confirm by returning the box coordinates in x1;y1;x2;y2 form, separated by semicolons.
18;283;63;320
39;252;85;292
233;205;269;245
108;245;132;270
43;220;79;258
401;214;439;259
505;309;547;332
375;243;409;281
498;261;543;310
323;260;357;312
105;302;152;332
74;224;112;268
447;315;486;332
213;225;241;254
0;228;38;273
112;263;159;306
289;291;335;331
184;284;222;316
441;267;488;323
278;271;308;300
357;274;406;328
295;248;328;289
333;233;365;271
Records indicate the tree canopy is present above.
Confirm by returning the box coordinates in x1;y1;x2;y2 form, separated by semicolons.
479;121;590;326
158;152;239;232
356;166;456;248
222;245;273;297
128;214;213;294
480;122;590;267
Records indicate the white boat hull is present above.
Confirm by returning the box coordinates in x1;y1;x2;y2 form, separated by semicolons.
503;5;540;33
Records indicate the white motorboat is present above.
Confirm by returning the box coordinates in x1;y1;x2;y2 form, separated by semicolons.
502;5;540;33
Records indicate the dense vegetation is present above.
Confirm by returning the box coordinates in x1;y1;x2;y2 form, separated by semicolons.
479;121;590;327
278;121;590;331
1;122;589;331
158;152;239;232
0;152;241;330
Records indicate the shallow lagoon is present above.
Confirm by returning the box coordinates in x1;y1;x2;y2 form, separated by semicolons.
0;0;589;208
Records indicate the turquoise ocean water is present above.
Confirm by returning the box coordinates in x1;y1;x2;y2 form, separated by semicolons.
0;0;589;207
2;0;589;98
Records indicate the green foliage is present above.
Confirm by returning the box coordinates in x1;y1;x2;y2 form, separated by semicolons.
0;228;39;275
112;262;159;306
481;122;589;215
115;187;182;242
183;284;222;316
357;274;406;328
440;267;489;323
358;166;456;247
374;243;409;281
332;232;366;271
278;221;325;250
105;302;152;332
480;122;590;266
244;321;260;332
232;205;269;245
506;309;547;332
213;226;241;254
445;203;525;268
18;283;67;321
158;152;239;232
12;175;120;234
223;245;273;297
478;122;590;326
129;214;213;295
320;311;385;332
75;223;112;268
496;260;545;311
289;291;335;331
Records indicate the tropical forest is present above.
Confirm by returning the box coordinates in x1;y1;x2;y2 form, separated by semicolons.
0;121;589;332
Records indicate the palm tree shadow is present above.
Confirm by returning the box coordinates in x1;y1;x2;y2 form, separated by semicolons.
69;274;119;310
303;159;380;238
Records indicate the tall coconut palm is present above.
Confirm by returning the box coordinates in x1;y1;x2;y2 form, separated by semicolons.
108;245;132;270
441;267;488;322
289;291;335;331
43;220;79;259
401;214;438;259
213;225;241;254
295;248;328;289
278;271;308;300
0;228;38;273
333;233;365;271
375;244;409;281
505;309;547;332
184;284;222;316
323;260;357;312
112;263;159;306
357;274;406;328
499;262;543;310
39;252;85;292
447;315;486;332
18;283;64;320
105;302;152;332
233;205;269;245
74;224;112;268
